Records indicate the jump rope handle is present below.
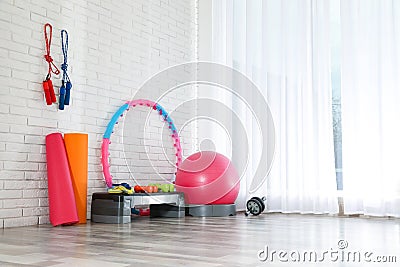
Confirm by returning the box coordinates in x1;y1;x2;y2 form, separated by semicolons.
42;77;56;105
59;83;65;110
64;81;72;105
48;79;56;103
42;80;52;105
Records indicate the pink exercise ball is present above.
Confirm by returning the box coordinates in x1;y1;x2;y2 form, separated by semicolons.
175;151;240;205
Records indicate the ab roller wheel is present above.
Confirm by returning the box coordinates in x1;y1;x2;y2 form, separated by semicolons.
245;196;266;216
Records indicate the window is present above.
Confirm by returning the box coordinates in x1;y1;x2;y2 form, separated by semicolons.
330;1;343;191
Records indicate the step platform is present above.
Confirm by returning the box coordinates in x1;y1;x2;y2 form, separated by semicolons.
91;193;132;224
185;204;236;217
150;204;185;218
91;192;185;223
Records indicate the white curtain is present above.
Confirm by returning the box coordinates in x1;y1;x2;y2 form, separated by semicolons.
211;0;338;214
341;0;400;216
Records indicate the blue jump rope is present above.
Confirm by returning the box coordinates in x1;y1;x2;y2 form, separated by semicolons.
59;30;72;110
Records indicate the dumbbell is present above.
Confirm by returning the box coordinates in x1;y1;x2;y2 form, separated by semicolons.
149;183;175;193
134;185;158;193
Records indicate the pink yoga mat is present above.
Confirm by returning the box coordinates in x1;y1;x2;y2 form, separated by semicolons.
46;133;78;226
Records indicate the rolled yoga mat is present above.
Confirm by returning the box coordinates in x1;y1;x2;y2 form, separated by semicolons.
64;133;88;224
46;133;78;226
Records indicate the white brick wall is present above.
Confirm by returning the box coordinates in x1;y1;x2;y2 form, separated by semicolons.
0;0;198;228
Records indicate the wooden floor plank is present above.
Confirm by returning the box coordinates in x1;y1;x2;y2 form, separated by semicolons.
0;214;399;266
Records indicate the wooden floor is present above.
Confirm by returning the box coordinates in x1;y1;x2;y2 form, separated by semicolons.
0;214;399;267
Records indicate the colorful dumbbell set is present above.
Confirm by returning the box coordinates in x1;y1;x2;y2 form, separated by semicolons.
107;183;175;195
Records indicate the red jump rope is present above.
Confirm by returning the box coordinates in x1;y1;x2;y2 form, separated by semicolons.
43;23;60;105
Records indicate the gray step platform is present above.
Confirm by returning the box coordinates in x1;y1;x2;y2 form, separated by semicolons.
91;192;185;223
185;204;236;217
150;204;185;218
91;193;132;224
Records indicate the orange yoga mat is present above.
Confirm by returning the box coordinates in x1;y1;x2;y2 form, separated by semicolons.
64;133;88;224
